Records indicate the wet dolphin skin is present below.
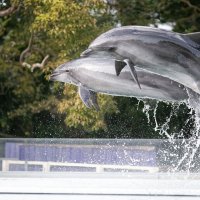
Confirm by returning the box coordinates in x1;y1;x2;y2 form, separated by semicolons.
81;26;200;94
50;57;189;109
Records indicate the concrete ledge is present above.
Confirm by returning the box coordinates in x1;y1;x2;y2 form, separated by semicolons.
0;172;200;196
1;194;199;200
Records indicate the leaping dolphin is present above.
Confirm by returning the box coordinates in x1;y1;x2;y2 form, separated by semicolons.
81;26;200;94
50;57;189;110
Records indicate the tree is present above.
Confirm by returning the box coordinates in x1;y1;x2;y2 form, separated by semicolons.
0;0;117;137
155;0;200;32
109;0;200;32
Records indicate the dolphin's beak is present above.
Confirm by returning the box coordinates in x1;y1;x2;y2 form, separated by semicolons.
80;48;92;57
49;69;80;85
49;70;64;81
81;47;117;58
49;73;58;81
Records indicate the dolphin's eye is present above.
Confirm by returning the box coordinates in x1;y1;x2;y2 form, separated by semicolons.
66;70;70;72
108;47;116;52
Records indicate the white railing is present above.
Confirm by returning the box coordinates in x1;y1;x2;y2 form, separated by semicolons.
1;159;159;173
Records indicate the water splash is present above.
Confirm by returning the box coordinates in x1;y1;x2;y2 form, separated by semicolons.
142;100;183;139
142;103;151;124
180;89;200;172
141;89;200;173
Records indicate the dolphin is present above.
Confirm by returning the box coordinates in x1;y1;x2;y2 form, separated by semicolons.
81;26;200;94
50;57;189;110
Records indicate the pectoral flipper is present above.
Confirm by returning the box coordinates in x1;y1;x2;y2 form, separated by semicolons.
78;86;100;111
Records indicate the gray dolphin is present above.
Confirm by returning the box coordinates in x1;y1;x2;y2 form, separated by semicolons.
81;26;200;94
50;57;189;110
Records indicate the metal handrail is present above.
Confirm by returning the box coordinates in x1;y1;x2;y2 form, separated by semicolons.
1;159;159;173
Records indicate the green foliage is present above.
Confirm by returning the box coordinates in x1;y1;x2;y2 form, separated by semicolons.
57;85;118;131
155;0;200;32
112;0;156;26
0;0;116;137
112;0;200;32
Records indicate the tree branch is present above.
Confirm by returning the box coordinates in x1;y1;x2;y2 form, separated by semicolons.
19;33;33;65
0;132;18;138
20;33;49;71
0;5;19;17
31;55;50;72
0;82;8;95
180;0;200;12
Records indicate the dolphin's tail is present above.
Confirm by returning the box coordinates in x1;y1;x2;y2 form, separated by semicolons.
182;32;200;50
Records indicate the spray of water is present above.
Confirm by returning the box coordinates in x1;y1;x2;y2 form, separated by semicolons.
141;89;200;173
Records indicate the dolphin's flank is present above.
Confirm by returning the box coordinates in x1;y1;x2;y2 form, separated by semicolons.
82;26;200;94
50;57;189;110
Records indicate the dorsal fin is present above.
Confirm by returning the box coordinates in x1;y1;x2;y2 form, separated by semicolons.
182;32;200;50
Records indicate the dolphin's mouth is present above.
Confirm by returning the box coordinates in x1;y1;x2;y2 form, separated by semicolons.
49;71;65;81
81;47;116;57
50;70;81;86
80;48;93;57
50;73;59;81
